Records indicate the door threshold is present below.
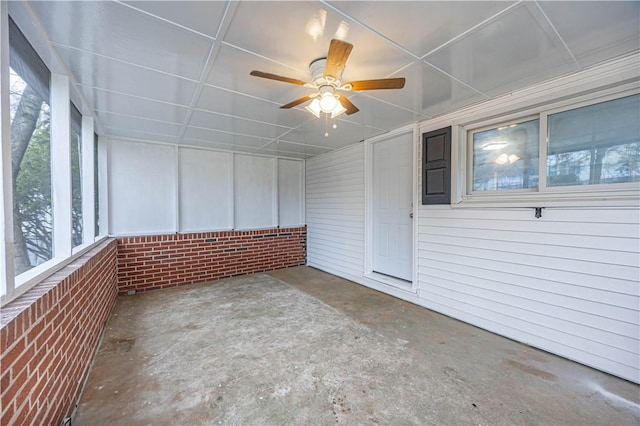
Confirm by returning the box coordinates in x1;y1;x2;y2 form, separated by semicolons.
364;272;413;291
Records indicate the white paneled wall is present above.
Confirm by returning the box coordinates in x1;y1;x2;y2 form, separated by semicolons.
306;145;365;279
416;206;640;382
179;148;233;232
234;154;277;229
108;140;176;235
108;140;304;235
278;159;304;227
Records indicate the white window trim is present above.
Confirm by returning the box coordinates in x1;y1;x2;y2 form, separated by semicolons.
457;85;640;209
51;74;72;257
1;10;107;307
0;1;13;299
81;115;95;245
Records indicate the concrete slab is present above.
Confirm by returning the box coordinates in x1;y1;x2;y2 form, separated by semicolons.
75;266;640;425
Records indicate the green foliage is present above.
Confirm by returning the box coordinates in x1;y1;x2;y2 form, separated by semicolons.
14;111;52;262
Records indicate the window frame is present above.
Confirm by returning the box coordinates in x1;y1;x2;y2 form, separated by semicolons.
461;86;640;207
1;9;107;307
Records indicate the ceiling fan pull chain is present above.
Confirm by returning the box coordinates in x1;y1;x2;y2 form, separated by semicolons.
324;114;329;137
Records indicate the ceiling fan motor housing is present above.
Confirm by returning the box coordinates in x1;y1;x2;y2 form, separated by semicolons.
310;58;340;87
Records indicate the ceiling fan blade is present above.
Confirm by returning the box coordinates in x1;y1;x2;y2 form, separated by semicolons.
250;70;308;86
344;78;406;91
338;96;359;115
324;39;353;79
280;95;314;109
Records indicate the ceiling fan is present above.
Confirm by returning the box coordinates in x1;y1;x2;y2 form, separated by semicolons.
250;39;405;119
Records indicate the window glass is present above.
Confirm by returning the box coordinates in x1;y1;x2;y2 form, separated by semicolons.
472;119;540;191
9;17;53;276
547;94;640;186
71;104;83;247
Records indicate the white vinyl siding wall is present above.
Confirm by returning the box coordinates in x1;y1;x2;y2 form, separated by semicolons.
416;206;639;383
304;59;639;383
306;145;365;279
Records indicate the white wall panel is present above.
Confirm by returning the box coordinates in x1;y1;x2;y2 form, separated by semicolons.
179;148;232;232
108;139;176;235
306;145;365;278
278;158;304;227
416;205;640;383
234;154;276;229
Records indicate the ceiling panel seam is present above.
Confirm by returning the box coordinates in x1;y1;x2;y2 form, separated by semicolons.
175;1;239;145
419;1;523;60
22;2;98;127
421;60;491;100
192;109;293;130
114;0;216;41
530;1;581;71
220;41;308;75
320;0;420;63
202;83;285;106
94;109;183;126
187;125;272;141
322;0;492;99
51;41;200;82
79;86;190;108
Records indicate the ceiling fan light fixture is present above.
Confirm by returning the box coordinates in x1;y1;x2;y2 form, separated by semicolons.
305;98;322;118
330;102;346;118
319;91;339;112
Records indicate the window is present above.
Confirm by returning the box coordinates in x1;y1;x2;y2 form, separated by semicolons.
467;91;640;197
3;14;103;305
471;119;539;192
70;103;83;247
546;94;640;187
9;17;53;276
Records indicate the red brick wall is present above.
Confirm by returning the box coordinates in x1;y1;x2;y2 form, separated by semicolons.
0;239;118;425
117;226;306;295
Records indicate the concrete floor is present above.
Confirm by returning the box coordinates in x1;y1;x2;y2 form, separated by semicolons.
75;266;640;425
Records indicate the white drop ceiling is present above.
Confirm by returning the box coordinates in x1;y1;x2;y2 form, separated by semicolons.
12;1;640;159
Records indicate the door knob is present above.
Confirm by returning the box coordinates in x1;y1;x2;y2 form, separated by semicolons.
409;212;413;219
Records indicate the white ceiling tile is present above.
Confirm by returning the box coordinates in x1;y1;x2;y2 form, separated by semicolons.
85;88;190;125
282;116;384;148
207;44;313;104
189;110;291;140
425;3;575;97
180;139;260;154
122;1;227;38
328;1;515;58
196;85;311;128
252;148;308;160
184;126;270;148
258;141;331;157
224;1;414;80
96;111;183;136
57;46;198;106
28;1;212;79
360;62;487;118
539;1;640;68
104;127;177;144
336;95;420;131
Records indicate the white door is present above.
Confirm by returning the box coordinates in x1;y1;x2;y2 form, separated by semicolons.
372;133;413;281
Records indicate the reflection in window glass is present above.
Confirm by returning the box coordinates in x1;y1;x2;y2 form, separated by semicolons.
472;120;540;191
547;94;640;187
71;104;83;247
9;18;53;276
